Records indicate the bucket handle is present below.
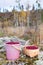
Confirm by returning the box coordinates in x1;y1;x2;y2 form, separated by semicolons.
11;40;30;51
12;45;21;51
12;45;25;51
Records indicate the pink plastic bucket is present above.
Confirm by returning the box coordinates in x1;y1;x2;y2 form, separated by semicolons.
5;42;20;60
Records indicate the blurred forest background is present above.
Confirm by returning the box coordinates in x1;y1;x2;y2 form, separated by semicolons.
0;0;43;45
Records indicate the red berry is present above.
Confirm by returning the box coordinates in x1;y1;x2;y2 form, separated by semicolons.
6;42;19;45
26;46;38;50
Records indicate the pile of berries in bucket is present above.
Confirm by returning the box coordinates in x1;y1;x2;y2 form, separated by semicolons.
5;41;39;60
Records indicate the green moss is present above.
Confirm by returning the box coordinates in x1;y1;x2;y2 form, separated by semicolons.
23;36;29;40
41;13;43;22
0;31;4;37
